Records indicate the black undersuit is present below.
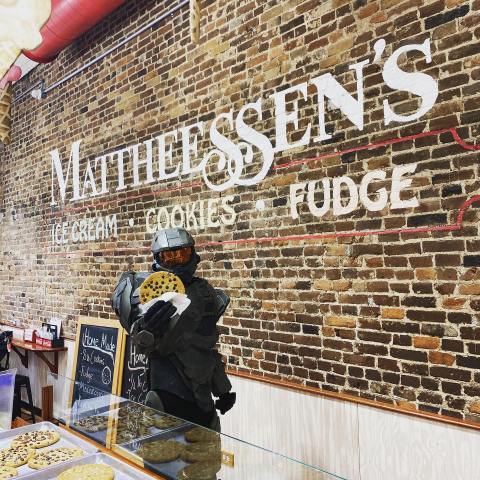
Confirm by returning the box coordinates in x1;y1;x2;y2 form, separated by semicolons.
155;390;215;428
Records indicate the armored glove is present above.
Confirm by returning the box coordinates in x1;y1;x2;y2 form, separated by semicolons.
131;300;177;354
215;392;236;414
142;300;177;335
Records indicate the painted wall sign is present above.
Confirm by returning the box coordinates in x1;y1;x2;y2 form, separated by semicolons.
46;36;479;252
50;38;437;202
51;214;117;245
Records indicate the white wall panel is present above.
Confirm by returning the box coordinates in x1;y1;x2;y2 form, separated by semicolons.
358;405;480;480
221;376;360;480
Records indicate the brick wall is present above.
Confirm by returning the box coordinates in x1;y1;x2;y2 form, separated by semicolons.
1;0;480;421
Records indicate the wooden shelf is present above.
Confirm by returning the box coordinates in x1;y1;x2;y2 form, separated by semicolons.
11;339;67;374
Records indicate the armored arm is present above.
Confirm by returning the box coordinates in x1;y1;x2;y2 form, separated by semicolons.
214;289;230;317
150;281;226;357
211;351;232;396
210;289;236;412
111;272;139;332
131;300;177;355
112;271;163;354
111;271;200;356
152;285;205;356
211;288;232;396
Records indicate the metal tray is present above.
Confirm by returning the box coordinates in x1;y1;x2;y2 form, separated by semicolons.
0;421;98;478
20;453;155;480
114;425;222;480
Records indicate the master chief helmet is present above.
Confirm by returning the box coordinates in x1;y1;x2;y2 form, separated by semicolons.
151;228;200;284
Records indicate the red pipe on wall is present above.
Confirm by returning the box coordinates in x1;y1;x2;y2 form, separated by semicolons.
23;0;127;63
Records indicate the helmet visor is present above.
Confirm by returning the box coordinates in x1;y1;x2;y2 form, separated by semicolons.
158;246;193;267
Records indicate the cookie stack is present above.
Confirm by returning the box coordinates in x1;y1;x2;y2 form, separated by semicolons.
179;428;221;480
136;426;222;480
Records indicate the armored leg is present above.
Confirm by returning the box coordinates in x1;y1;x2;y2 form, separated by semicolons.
209;411;221;433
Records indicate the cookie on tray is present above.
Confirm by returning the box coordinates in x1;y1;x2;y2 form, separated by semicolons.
57;463;115;480
0;466;18;479
140;415;155;429
136;440;183;463
28;448;84;470
184;427;220;445
118;413;154;430
11;430;60;449
118;404;156;429
153;414;184;429
114;422;151;445
0;447;30;467
74;416;109;433
181;442;221;463
177;461;221;480
114;428;137;445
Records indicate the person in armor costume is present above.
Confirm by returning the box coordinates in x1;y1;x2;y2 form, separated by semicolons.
111;228;235;431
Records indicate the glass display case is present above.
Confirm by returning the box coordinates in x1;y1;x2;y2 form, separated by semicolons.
0;368;16;430
47;372;346;480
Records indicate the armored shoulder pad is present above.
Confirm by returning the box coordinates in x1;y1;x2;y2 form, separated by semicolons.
189;279;230;318
111;271;149;328
130;272;150;306
214;289;230;317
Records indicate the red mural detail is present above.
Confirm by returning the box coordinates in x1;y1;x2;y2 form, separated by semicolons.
450;128;480;151
45;127;480;256
273;127;479;170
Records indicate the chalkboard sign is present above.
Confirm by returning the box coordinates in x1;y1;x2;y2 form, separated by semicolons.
70;317;125;405
119;334;150;404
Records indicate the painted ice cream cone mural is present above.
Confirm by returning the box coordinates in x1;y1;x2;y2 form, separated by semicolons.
0;0;51;77
0;84;12;143
0;0;51;142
